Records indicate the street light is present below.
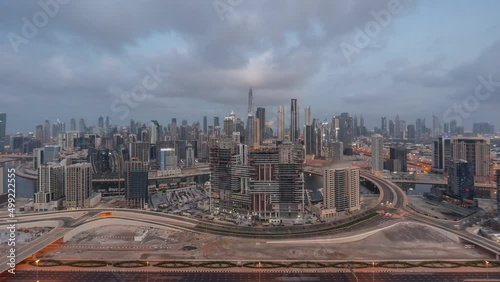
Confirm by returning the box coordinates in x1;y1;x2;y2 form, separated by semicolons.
35;259;40;282
372;261;375;282
146;261;149;282
485;260;489;280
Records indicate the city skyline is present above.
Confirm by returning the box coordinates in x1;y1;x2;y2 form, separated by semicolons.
1;1;500;133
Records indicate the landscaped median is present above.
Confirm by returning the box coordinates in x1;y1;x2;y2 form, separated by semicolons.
25;259;500;270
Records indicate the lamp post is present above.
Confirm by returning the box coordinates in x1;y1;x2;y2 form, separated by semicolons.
35;259;40;282
485;260;489;280
146;261;149;282
372;261;375;282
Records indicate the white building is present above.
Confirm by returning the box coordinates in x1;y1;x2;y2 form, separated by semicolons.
322;166;360;218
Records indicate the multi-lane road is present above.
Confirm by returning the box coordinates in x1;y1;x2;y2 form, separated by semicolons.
2;270;500;282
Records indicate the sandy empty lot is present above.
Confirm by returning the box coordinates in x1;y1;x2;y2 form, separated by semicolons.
38;222;490;261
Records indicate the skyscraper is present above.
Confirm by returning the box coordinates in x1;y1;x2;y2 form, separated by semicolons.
338;113;353;155
447;159;474;200
433;115;441;138
248;88;254;115
34;163;65;211
224;111;237;137
305;105;311;126
203;116;208;134
65;163;93;209
432;136;451;173
214;117;220;128
171;118;177;140
371;134;384;175
159;148;177;170
70;118;77;131
381;116;387;135
44;119;51;143
105;116;110;128
125;158;148;209
322;166;360;218
394;115;401;139
150;120;160;144
246;114;254;146
277;106;285;140
253;118;260;146
290;99;299;142
98;116;104;128
256;107;266;142
388;146;408;172
452;137;490;183
35;124;44;141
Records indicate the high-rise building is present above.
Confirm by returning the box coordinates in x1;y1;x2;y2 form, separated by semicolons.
246;114;254;146
129;142;150;163
209;141;304;218
433;115;441;138
371;134;384;174
253;118;260;146
170;118;177;140
186;142;195;167
388;146;407;172
304;124;315;155
224;111;237;138
70;118;77;131
329;141;343;163
150;120;160;144
360;114;365;128
44;145;61;163
389;119;395;138
394;115;401;139
338;113;353;155
305;105;311;126
452;137;490;183
290;99;299;142
381;116;387;136
105;116;110;128
44;119;51;143
203;116;208;134
277;106;285;140
65;163;93;209
432;136;452;173
248;88;254;115
407;124;416;140
34;163;65;210
214;117;220;128
159;148;177;170
322;166;360;218
447;159;474;200
35;124;44;141
473;123;494;135
98;116;104;128
256;107;266;142
125;159;148;209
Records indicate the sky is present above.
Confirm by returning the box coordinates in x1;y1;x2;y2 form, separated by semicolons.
0;0;499;134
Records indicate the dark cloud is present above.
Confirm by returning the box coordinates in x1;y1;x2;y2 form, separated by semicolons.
0;0;498;132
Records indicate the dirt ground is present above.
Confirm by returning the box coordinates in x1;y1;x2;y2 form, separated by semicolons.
38;222;490;261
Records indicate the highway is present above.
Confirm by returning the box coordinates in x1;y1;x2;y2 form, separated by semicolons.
361;170;500;259
2;270;500;282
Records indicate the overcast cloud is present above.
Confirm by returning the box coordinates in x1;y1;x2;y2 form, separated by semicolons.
0;0;499;133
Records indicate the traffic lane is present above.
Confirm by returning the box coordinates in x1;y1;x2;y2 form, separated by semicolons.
2;271;500;282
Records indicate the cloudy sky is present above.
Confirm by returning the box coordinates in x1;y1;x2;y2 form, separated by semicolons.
1;0;499;134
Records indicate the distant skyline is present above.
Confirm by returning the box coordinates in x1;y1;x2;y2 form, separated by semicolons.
1;0;499;134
